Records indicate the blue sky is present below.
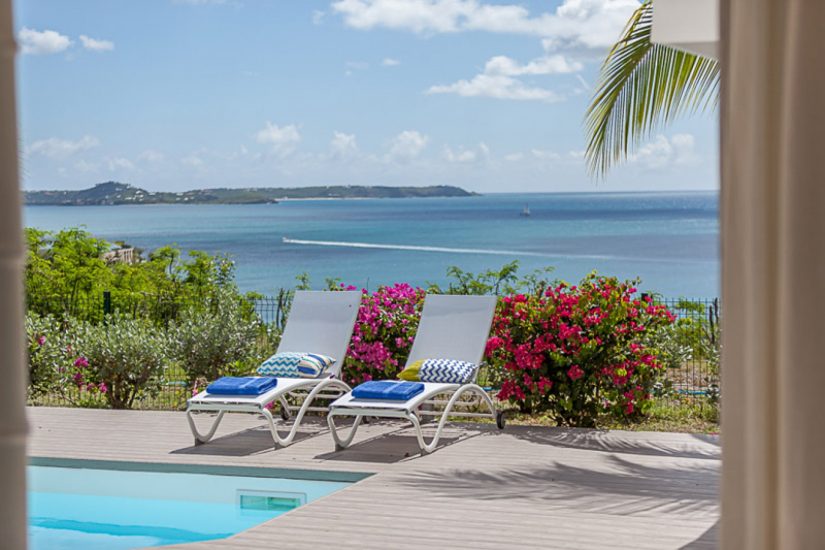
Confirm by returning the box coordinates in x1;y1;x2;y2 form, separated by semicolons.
14;0;718;193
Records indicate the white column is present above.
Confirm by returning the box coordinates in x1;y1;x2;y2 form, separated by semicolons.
0;0;28;548
721;1;825;548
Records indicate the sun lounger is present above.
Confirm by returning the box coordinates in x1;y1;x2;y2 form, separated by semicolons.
327;294;503;454
186;290;361;447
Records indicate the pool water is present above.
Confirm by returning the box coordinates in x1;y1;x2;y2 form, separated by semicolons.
28;464;352;549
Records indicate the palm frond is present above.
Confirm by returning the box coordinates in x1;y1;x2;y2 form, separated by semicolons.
584;1;719;177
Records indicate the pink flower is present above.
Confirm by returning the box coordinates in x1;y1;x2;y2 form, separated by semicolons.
37;335;46;346
537;377;553;392
567;364;584;381
485;336;505;354
98;382;108;394
74;356;89;368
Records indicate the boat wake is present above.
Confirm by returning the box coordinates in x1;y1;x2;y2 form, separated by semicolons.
284;237;560;259
281;237;709;264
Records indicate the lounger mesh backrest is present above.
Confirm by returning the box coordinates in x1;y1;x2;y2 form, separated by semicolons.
406;294;497;370
277;290;361;377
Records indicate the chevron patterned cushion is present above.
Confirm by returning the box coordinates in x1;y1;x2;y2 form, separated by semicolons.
257;352;305;377
418;358;477;384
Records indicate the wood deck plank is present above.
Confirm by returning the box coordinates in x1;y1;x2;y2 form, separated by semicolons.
27;407;719;549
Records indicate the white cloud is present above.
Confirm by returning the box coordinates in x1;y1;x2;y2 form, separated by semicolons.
345;61;369;76
549;0;639;50
502;148;584;164
531;148;561;160
255;122;301;155
332;0;637;49
18;28;72;55
330;132;358;158
427;51;579;102
629;134;698;169
312;10;326;24
79;35;114;52
428;73;562;102
333;0;470;33
387;130;428;161
173;0;229;5
382;57;400;66
138;150;165;163
28;135;99;158
444;142;489;163
670;133;698;164
107;157;134;171
74;159;99;173
181;154;204;168
445;148;474;163
484;54;581;76
228;145;256;161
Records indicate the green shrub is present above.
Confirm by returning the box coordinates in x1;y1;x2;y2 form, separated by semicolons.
73;315;169;409
25;227;252;327
169;288;262;388
25;313;72;397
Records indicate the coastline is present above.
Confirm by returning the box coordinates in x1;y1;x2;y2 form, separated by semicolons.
22;189;720;207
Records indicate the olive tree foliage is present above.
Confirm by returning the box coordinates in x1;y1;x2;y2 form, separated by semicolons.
169;288;264;386
72;314;170;409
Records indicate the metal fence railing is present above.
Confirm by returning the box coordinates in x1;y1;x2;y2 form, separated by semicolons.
656;298;721;412
27;291;721;415
249;290;293;333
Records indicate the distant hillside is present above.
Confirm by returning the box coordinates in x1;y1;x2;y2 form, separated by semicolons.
24;182;477;206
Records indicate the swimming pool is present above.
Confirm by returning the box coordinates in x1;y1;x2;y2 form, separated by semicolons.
28;460;357;549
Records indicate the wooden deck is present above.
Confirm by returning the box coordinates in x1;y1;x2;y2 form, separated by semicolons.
28;407;719;549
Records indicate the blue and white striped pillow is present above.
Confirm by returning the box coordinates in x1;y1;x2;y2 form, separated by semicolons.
257;352;336;378
257;352;304;377
297;353;335;378
418;359;477;384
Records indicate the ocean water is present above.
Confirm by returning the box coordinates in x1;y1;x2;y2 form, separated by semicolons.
23;192;720;298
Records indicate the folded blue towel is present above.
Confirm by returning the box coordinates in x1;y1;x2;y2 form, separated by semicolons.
351;380;425;401
207;376;278;396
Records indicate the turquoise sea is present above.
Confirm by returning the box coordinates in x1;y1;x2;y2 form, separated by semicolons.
23;192;719;299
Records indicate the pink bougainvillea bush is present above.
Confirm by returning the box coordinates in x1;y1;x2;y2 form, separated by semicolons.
485;274;676;427
341;283;426;386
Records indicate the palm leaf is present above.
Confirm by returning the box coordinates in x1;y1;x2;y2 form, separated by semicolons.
584;1;719;176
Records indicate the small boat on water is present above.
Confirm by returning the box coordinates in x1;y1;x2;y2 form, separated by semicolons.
520;204;531;217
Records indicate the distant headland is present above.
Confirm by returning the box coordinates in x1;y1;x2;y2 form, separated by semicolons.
24;181;478;206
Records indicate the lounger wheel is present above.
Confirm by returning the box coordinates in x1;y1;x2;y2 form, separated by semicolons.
496;410;506;430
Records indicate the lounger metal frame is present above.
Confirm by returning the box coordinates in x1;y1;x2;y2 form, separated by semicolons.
327;294;503;454
327;380;499;454
186;290;361;447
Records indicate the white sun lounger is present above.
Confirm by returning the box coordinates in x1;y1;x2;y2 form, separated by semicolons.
186;290;361;447
327;294;503;454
